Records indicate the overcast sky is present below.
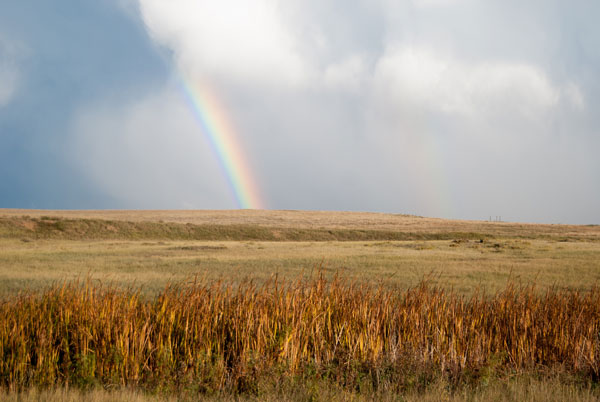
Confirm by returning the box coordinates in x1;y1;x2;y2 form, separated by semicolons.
1;0;598;223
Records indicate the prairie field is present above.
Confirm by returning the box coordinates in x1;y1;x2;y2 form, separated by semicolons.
1;209;599;296
1;209;600;401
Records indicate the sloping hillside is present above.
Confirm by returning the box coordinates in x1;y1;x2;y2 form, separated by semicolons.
1;209;598;241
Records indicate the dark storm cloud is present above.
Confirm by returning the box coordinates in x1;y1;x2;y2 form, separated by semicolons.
0;0;167;208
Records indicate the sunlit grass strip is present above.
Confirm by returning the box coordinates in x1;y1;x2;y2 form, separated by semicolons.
1;276;599;393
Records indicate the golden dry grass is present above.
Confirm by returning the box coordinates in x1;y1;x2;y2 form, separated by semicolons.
0;237;599;296
0;209;598;296
1;276;600;396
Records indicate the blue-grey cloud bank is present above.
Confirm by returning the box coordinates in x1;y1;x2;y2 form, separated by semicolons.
0;0;598;224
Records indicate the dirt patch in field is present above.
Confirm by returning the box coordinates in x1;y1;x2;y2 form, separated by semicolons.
19;219;37;231
168;245;228;251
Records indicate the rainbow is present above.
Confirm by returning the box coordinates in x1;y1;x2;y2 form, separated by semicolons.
179;78;264;209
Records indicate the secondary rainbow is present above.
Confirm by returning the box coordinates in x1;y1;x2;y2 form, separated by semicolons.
179;77;264;209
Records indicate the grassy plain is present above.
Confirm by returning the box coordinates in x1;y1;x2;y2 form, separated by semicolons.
0;209;599;296
1;237;600;297
1;209;600;401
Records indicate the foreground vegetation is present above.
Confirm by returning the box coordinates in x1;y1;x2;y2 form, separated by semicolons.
1;275;600;399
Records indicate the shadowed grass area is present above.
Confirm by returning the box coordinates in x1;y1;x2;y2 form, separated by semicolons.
0;216;497;242
1;376;600;401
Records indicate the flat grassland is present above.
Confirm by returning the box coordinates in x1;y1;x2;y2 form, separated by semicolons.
1;209;600;401
0;209;599;296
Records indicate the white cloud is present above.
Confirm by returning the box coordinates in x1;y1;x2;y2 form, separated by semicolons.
364;45;594;221
137;0;311;87
371;45;566;125
563;82;585;110
323;55;368;93
411;0;466;7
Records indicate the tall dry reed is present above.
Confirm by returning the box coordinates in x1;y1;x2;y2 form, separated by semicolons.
0;275;599;393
